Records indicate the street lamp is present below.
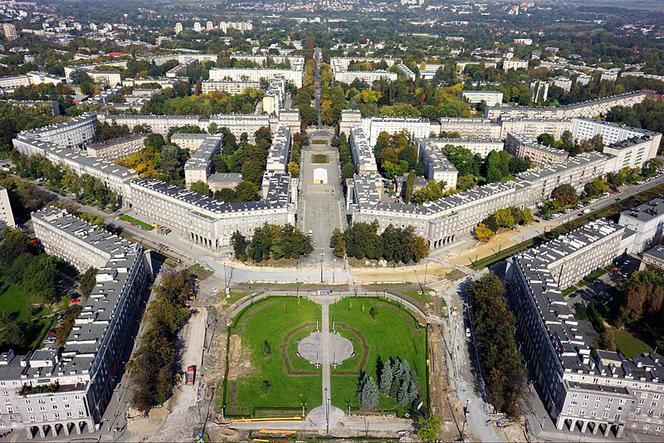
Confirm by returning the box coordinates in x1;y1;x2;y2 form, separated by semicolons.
320;252;324;283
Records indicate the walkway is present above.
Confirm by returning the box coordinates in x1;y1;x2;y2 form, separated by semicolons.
306;295;345;432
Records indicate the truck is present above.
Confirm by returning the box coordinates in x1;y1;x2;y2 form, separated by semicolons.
185;365;197;385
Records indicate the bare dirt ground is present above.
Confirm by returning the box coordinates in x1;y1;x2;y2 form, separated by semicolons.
352;261;451;284
428;327;459;441
226;334;253;380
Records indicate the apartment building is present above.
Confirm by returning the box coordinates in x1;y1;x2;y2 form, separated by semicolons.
266;126;291;171
340;110;363;137
572;118;657;145
333;70;397;84
455;60;498;72
2;22;17;41
0;72;63;93
503;59;529;71
0;187;15;228
505;133;569;166
127;172;296;250
641;245;664;270
363;117;431;147
13;137;137;197
349;127;378;174
604;136;660;170
184;135;223;187
461;90;504;107
425;137;504;158
98;113;275;141
207;173;243;193
507;219;664;439
121;77;179;89
208;66;303;88
201;80;261;95
437;118;502;139
85;134;147;160
486;91;647;121
330;57;398;84
170;133;209;151
618;197;664;253
417;139;458;188
552;76;573;92
63;62;127;84
499;117;573;140
262;77;286;116
0;207;152;439
16;115;96;149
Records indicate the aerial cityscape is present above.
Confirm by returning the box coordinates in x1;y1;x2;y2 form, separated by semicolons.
0;0;664;441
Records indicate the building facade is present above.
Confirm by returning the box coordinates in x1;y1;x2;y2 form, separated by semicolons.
0;207;152;439
507;219;664;439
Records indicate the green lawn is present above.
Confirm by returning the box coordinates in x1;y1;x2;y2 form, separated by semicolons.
119;214;154;230
614;329;653;359
393;288;433;308
311;154;329;163
222;297;322;417
0;278;55;351
329;298;428;416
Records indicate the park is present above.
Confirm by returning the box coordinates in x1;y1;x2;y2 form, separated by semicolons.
219;295;429;419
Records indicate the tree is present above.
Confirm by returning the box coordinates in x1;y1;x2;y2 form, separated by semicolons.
144;133;165;151
231;231;247;260
584;178;609;198
357;374;379;409
468;274;525;417
330;228;346;258
551;184;578;206
288;162;300;176
190;181;210;196
411;180;445;204
78;267;98;297
404;171;416;203
482;150;512;183
22;254;59;303
0;227;28;266
508;156;531;174
380;360;393;394
397;378;411;406
417;415;441;442
474;223;495;241
234;181;260;201
537;133;555;147
443;145;481;177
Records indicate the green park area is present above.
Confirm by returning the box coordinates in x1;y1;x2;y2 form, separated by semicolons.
119;214;154;231
221;297;322;417
219;296;428;419
614;329;653;359
0;277;55;351
330;298;428;416
311;154;329;163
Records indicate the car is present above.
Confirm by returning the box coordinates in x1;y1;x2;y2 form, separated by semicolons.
583;208;592;214
465;327;471;338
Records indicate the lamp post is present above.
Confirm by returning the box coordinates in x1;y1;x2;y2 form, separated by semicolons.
324;387;329;435
320;252;324;283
